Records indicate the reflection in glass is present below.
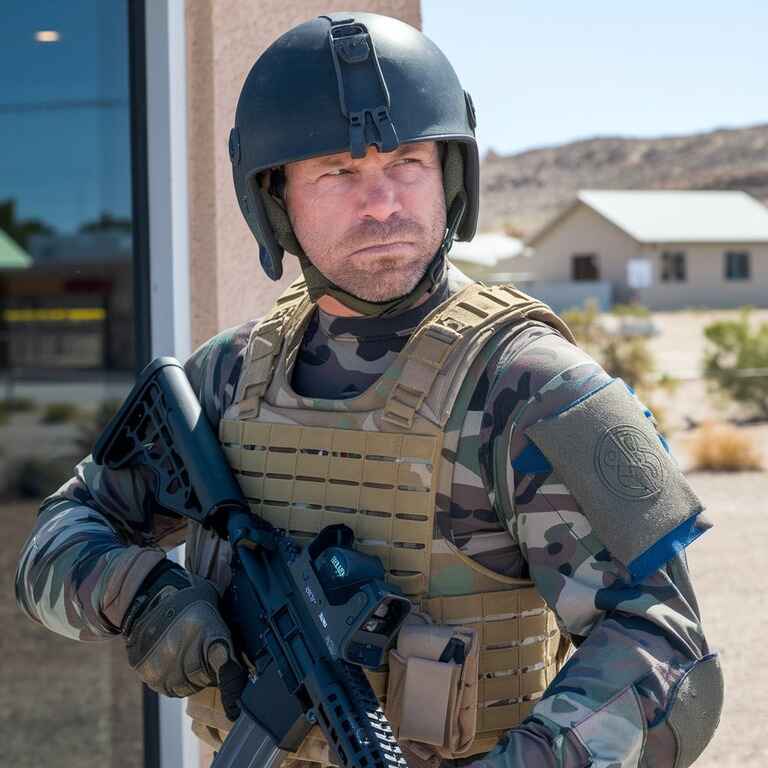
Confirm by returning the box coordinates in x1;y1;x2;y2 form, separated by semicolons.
1;2;143;766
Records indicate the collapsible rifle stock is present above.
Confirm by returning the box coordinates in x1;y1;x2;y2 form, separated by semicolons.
94;357;411;768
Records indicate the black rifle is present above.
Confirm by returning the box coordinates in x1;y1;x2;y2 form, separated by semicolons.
93;357;411;768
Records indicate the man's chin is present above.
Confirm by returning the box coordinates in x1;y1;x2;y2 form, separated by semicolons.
336;272;425;303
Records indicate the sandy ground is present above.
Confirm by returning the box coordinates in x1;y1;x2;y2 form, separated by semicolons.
1;502;143;768
618;309;768;767
682;472;768;768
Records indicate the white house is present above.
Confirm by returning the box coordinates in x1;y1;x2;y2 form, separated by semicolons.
526;190;768;309
449;232;533;282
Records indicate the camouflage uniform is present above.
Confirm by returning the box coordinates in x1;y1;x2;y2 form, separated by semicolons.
16;266;720;767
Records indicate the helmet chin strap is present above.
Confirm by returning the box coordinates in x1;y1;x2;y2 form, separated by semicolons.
299;191;467;318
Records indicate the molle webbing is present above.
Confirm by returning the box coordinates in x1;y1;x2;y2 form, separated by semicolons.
383;283;574;429
220;419;440;598
213;275;575;760
356;587;563;758
234;277;576;427
420;588;562;752
235;280;310;418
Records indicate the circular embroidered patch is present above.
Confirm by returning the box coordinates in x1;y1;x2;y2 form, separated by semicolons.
594;424;666;500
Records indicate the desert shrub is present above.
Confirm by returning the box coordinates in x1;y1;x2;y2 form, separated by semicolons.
12;456;76;498
600;336;656;391
5;396;36;411
702;309;768;419
687;421;763;472
562;300;655;390
612;303;651;318
0;397;37;425
561;299;602;348
41;402;81;424
657;373;681;394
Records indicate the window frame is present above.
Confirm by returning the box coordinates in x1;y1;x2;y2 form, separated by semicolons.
724;250;751;281
660;250;687;283
571;252;600;281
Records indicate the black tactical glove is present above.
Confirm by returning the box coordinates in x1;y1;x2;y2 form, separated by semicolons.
122;559;246;718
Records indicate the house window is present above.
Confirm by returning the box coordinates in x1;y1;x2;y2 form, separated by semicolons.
572;253;599;281
724;251;751;280
660;251;686;282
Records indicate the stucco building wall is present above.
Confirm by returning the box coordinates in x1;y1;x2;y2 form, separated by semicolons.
529;203;641;283
186;0;422;350
529;203;768;309
636;243;768;310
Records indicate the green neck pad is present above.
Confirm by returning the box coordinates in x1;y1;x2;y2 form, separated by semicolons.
298;249;446;317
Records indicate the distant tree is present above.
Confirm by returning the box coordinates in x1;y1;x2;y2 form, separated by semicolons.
562;299;656;391
0;198;55;248
703;308;768;420
79;211;132;234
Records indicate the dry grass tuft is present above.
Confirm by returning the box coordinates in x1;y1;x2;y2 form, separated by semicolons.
688;421;764;471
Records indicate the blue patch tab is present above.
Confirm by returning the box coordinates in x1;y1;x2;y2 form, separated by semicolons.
628;513;707;583
512;440;552;475
550;377;614;418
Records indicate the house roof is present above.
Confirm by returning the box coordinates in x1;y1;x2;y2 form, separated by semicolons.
449;232;526;267
0;229;32;269
578;190;768;243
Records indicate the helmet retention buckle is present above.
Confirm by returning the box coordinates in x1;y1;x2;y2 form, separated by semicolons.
328;20;399;158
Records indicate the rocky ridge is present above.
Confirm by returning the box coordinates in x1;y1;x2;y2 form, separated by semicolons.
479;123;768;238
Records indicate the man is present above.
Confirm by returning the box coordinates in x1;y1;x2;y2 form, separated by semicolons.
16;12;722;768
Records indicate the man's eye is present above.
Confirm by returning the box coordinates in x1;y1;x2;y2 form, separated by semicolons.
324;168;351;177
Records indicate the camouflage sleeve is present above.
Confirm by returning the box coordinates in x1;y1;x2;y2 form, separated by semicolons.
14;320;255;641
475;327;720;767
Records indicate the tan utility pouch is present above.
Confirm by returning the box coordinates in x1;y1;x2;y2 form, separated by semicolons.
385;618;479;760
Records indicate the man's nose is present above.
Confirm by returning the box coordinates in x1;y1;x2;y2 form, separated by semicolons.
358;173;403;222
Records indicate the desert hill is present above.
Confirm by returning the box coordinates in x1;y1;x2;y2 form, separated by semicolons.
479;123;768;238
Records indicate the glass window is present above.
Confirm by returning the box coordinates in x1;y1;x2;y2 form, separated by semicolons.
0;3;143;766
660;251;686;282
724;250;751;280
571;252;599;281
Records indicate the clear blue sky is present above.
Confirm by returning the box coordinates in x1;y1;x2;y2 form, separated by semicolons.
422;0;768;157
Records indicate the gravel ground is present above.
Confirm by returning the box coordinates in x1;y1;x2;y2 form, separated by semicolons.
678;471;768;768
643;310;768;767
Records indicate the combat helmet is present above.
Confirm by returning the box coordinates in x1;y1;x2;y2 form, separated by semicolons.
229;11;479;316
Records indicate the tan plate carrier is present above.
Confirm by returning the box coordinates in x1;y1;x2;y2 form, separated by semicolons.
188;277;575;762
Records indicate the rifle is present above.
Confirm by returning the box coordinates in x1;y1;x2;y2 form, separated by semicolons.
93;357;411;768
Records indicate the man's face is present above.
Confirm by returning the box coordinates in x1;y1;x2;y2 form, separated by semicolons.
283;141;446;303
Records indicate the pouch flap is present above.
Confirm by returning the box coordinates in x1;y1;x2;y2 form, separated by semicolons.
397;623;456;661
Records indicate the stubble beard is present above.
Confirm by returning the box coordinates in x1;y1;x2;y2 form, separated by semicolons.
308;214;446;303
330;251;433;302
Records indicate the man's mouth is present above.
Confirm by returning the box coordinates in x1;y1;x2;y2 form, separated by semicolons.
348;241;415;257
